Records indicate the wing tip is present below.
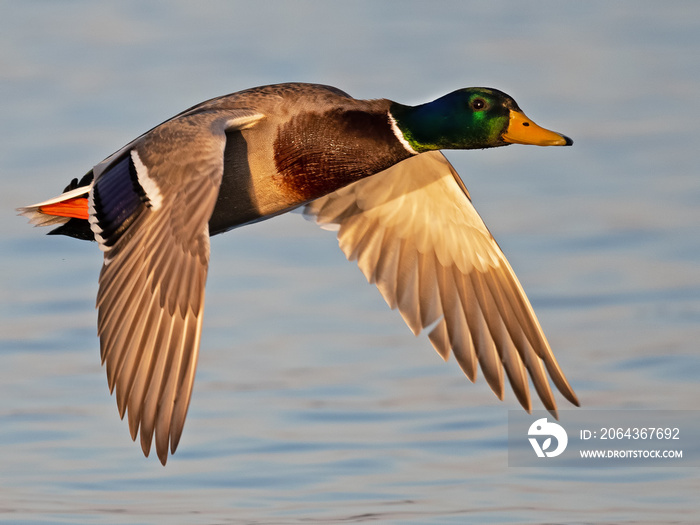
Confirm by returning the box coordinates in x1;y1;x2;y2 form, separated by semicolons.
565;389;581;407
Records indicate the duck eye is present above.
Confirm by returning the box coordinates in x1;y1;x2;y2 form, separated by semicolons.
471;98;487;111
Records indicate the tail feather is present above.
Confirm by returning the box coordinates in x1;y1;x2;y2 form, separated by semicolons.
18;185;90;219
18;174;95;240
17;206;71;227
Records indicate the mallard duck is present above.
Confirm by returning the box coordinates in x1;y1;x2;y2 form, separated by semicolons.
19;82;578;464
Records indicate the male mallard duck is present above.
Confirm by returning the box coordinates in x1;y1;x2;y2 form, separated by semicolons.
20;82;578;464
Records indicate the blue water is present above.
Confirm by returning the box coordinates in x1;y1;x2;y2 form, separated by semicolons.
2;2;699;523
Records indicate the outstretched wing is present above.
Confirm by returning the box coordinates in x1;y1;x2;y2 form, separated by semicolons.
305;151;578;414
92;109;263;464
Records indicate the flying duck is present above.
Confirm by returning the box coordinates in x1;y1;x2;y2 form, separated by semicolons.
19;82;578;464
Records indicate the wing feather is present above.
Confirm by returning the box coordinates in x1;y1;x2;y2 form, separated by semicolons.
395;237;421;335
92;109;264;463
427;319;451;362
305;151;579;412
417;251;442;330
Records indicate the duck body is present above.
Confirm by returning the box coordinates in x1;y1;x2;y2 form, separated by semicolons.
54;84;410;239
211;83;414;233
20;82;577;464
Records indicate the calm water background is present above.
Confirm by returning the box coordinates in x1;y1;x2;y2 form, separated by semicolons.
2;2;699;523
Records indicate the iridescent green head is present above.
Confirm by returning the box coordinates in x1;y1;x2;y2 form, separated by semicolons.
389;87;572;153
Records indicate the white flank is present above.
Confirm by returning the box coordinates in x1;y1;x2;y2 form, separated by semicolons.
131;149;163;210
387;111;419;155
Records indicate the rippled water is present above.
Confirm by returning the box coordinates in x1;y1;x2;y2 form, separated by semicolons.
2;2;699;523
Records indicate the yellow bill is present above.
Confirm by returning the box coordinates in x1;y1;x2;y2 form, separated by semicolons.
503;110;573;146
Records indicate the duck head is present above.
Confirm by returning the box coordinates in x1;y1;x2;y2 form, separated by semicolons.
390;87;572;153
